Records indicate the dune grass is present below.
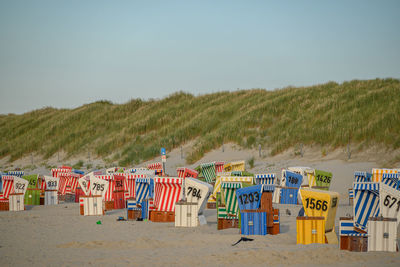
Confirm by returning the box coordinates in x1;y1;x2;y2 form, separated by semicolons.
1;78;399;165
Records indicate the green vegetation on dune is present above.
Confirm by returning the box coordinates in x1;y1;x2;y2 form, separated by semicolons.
1;78;399;165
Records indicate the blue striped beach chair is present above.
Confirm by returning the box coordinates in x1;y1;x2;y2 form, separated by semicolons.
135;178;153;203
354;171;372;183
381;173;399;190
353;182;380;232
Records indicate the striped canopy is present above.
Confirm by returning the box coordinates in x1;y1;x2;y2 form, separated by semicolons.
255;173;275;185
153;177;183;211
221;182;242;216
354;171;372;183
372;168;398;182
147;162;162;170
201;162;216;183
212;176;253;201
262;184;275;192
353;182;380;232
215;162;225;173
382;173;399;190
176;167;198;178
1;175;14;199
135;177;153;202
353;182;379;192
7;171;24;177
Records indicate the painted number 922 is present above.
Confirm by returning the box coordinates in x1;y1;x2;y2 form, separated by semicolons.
15;183;25;190
238;191;260;205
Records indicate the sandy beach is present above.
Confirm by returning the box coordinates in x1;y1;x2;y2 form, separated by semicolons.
1;144;400;266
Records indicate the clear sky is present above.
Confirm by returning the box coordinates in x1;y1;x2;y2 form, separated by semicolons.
0;0;399;114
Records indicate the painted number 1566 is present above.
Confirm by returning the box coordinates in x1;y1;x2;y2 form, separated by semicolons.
305;197;328;211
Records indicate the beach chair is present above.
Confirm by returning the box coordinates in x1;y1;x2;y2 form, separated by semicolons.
353;182;380;232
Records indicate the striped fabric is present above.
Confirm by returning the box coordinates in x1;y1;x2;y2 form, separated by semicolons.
176;168;185;178
372;168;398;183
262;184;275;192
115;173;142;199
217;206;236;219
348;188;354;199
228;161;246;172
215;162;225;173
176;167;198;178
212;176;253;202
221;182;242;216
353;182;380;232
217;206;228;219
69;176;80;193
127;199;140;210
148;198;155;211
307;172;316;187
222;182;242;189
354;171;372;183
57;174;70;195
147;162;162;170
51;168;70;178
217;206;227;219
201;162;216;183
135;177;152;203
353;182;379;191
58;172;81;193
7;171;24;177
1;176;14;199
95;175;116;201
255;174;276;185
381;174;399;190
40;177;46;191
153;177;183;211
339;219;358;236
